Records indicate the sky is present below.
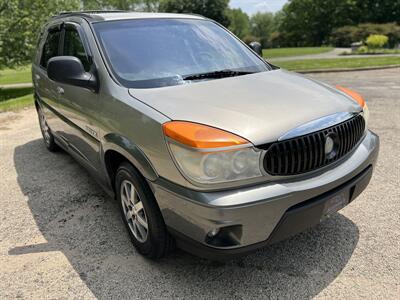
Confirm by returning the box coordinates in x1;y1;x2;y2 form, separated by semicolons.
230;0;288;15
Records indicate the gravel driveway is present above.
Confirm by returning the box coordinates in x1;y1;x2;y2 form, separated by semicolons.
0;69;399;299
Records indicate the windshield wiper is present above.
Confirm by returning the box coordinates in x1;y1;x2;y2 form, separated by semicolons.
182;70;255;81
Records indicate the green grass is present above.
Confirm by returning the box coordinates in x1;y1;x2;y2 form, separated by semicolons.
263;47;333;59
271;56;400;71
0;65;32;85
0;94;34;112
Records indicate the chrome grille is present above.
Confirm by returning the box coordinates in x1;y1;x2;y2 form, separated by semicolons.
263;114;365;176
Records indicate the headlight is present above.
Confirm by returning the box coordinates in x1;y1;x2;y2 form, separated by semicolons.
163;121;263;184
336;85;369;129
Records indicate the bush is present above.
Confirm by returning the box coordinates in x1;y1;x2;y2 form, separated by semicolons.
366;35;389;49
330;23;400;48
357;46;369;54
0;86;33;102
241;35;260;45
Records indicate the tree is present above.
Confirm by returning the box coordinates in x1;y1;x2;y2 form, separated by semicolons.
159;0;230;27
82;0;160;11
355;0;400;24
226;8;250;39
250;12;275;47
276;0;400;47
0;0;80;68
278;0;358;46
0;0;163;68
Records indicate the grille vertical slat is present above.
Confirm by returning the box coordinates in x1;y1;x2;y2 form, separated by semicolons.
296;139;303;173
263;114;365;176
318;132;325;166
301;138;308;172
345;122;351;152
280;143;287;175
311;135;318;169
340;123;346;155
290;140;297;174
278;144;284;175
306;135;314;170
349;119;355;150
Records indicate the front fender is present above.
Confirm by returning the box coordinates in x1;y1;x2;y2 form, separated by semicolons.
102;133;158;182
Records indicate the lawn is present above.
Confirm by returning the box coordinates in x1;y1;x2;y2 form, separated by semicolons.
0;65;32;85
271;56;400;71
0;94;34;112
263;47;333;59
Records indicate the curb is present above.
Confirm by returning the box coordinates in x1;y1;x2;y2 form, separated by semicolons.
296;65;400;74
0;83;33;89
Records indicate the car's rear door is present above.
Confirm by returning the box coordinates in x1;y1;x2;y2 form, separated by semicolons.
33;24;64;135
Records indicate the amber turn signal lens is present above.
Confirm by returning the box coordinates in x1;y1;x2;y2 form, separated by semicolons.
163;121;248;148
336;85;366;108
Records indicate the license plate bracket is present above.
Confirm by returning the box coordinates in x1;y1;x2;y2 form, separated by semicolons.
322;191;349;220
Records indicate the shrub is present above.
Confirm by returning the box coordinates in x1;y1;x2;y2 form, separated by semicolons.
0;86;33;102
330;23;400;48
357;46;369;54
366;35;389;49
330;26;359;47
241;35;260;45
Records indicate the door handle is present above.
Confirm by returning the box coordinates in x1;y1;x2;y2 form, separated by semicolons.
35;74;41;80
56;87;64;95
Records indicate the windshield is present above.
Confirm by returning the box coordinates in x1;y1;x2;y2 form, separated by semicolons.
93;18;270;88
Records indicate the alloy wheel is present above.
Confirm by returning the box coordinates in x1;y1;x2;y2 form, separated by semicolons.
120;180;148;243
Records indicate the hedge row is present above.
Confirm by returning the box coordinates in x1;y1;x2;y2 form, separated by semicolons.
0;86;33;102
330;23;400;48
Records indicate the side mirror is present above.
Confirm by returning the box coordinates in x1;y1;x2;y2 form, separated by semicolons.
47;56;98;92
249;41;263;57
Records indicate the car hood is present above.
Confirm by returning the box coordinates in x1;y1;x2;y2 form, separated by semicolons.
129;69;361;145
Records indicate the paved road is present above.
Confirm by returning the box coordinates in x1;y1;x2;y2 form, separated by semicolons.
0;69;399;299
271;47;400;61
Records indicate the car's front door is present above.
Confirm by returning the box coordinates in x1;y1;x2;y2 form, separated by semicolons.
55;22;101;172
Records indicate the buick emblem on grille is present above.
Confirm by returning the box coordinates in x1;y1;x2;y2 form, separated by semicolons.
325;136;334;154
325;133;338;159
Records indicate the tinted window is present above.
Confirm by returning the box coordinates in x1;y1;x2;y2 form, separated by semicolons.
93;19;270;89
40;30;60;68
63;28;90;72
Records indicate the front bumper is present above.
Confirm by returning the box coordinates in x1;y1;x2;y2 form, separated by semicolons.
150;130;379;259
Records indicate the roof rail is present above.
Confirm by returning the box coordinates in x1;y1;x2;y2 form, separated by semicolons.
58;10;126;15
51;10;127;19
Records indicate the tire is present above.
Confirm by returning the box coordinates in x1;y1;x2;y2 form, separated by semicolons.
115;162;174;258
36;105;59;152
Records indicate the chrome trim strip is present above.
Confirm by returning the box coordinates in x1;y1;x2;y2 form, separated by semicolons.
278;111;360;141
165;137;253;152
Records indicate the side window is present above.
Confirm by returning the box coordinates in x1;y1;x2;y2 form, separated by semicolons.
63;27;91;72
40;30;61;68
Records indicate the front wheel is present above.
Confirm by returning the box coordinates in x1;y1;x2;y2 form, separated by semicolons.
36;105;59;152
115;162;174;258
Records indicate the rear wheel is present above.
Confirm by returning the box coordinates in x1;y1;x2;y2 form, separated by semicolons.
115;162;174;258
36;105;59;152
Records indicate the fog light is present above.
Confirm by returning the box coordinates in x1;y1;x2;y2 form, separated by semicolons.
207;228;220;238
205;225;242;247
